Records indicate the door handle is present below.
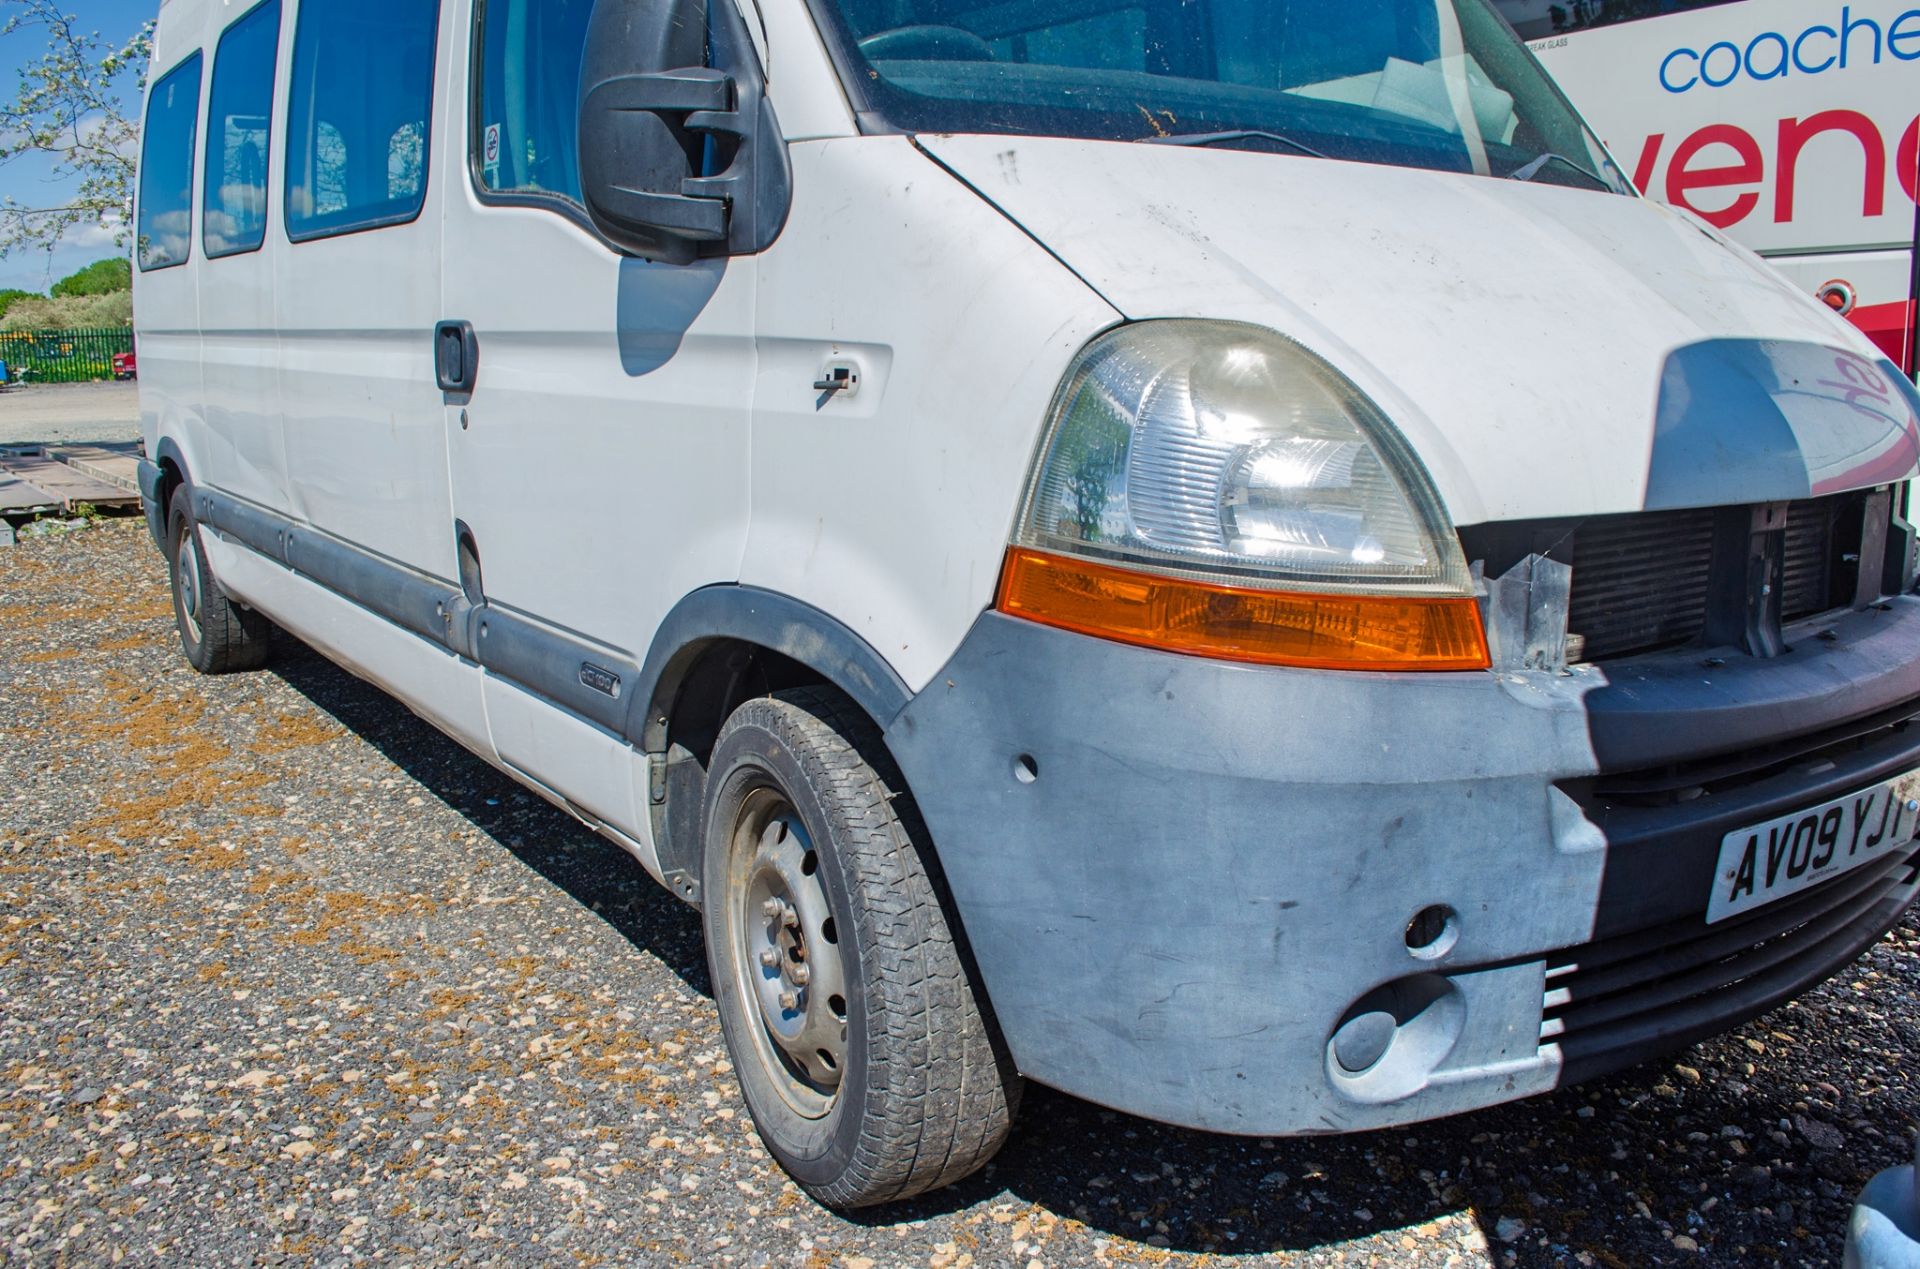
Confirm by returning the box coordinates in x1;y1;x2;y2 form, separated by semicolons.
435;320;480;395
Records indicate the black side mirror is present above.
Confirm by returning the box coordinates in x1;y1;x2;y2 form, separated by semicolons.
579;0;791;264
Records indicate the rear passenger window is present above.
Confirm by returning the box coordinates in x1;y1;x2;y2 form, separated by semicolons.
474;0;595;205
203;0;282;258
137;53;204;271
285;0;442;241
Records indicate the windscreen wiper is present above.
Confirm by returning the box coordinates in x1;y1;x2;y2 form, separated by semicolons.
1509;151;1610;190
1139;130;1329;160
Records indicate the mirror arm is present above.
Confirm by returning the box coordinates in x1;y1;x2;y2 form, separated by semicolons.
583;68;733;116
598;184;729;242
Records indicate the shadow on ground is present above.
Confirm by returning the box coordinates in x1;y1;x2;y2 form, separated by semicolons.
267;635;1908;1267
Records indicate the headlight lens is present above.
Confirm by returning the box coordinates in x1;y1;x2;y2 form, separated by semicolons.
1016;322;1471;596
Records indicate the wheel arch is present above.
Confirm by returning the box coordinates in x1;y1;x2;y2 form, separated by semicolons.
632;586;916;903
138;436;192;551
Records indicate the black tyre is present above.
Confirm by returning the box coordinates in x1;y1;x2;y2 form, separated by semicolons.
167;484;271;674
701;687;1020;1208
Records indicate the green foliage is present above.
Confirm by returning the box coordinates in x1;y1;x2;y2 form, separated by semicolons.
50;257;130;297
1;289;131;330
0;288;37;319
0;1;154;258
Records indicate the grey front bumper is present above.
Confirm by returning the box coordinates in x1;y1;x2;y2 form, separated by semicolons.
884;604;1920;1135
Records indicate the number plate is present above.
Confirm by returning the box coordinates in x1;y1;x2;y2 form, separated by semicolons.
1708;768;1920;924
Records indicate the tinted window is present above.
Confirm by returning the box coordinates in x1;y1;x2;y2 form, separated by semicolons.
1490;0;1742;41
138;53;204;271
475;0;594;204
286;0;441;241
204;0;282;258
807;0;1626;192
987;9;1148;72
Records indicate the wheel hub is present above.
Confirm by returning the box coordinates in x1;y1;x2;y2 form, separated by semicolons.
734;793;847;1118
176;531;203;643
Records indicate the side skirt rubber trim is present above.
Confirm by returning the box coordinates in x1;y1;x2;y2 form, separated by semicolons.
193;488;915;886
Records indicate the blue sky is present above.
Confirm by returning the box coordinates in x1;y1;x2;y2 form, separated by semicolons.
0;0;155;293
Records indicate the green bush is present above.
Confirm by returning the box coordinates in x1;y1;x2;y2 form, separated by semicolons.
50;258;132;298
0;290;132;332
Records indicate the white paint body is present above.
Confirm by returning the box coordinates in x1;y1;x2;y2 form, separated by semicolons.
136;0;1896;886
1518;0;1920;370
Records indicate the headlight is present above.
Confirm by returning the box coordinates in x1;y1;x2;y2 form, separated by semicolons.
1016;321;1470;595
1000;322;1487;671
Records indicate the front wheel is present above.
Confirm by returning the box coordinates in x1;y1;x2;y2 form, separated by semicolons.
701;687;1020;1208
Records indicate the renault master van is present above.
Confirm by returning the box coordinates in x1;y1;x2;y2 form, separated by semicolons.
133;0;1920;1207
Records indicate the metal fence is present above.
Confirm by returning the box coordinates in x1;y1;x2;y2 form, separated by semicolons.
0;328;133;385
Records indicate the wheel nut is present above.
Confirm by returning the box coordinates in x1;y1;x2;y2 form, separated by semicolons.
779;990;799;1012
790;964;811;986
761;898;783;920
759;949;779;969
781;905;800;929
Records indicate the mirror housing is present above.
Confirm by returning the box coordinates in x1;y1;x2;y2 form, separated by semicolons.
579;0;790;264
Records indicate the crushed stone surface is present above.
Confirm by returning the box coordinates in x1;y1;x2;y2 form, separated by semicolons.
2;520;1918;1266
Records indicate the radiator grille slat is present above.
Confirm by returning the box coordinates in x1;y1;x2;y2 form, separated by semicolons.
1782;500;1835;621
1550;493;1852;662
1567;509;1716;659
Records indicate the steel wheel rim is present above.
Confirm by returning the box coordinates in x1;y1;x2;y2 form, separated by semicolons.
176;529;204;644
728;786;848;1120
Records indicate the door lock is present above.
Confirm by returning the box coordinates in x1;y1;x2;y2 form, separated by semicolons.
813;361;860;399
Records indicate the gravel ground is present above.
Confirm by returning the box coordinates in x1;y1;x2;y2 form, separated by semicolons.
3;520;1919;1267
0;382;140;446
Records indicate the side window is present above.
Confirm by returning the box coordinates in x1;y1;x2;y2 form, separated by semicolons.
285;0;442;241
204;0;283;258
1491;0;1744;42
137;53;204;271
474;0;595;205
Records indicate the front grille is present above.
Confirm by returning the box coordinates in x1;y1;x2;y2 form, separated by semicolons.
1566;508;1716;658
1459;489;1874;662
1783;498;1839;621
1583;697;1920;809
1543;846;1920;1074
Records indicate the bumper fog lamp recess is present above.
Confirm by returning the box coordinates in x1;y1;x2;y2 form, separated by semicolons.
1332;1009;1398;1075
1327;975;1467;1102
995;548;1490;671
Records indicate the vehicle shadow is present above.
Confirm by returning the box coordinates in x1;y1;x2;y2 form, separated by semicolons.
266;636;1907;1267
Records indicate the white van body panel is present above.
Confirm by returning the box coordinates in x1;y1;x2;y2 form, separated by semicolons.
200;529;494;757
136;1;215;503
274;1;459;583
193;0;292;516
921;134;1893;526
438;13;754;845
751;0;859;141
741;137;1121;691
482;674;663;875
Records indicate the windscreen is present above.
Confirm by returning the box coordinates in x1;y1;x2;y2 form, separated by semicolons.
807;0;1628;191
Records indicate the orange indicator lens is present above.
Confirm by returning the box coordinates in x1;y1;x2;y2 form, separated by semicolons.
996;548;1490;672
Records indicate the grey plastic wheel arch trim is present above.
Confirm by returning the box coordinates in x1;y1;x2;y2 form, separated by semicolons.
628;586;913;753
141;438;194;551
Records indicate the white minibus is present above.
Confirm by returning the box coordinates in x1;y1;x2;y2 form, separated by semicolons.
134;0;1920;1207
1500;0;1920;377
